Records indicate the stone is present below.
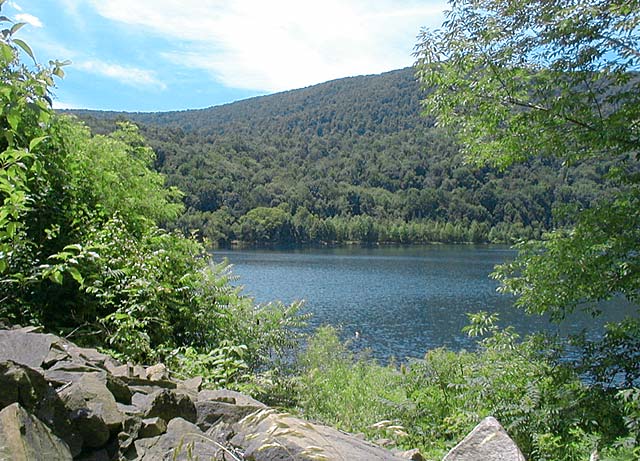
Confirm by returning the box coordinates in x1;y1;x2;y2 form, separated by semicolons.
130;417;224;461
0;403;73;461
196;400;264;432
133;389;197;424
0;328;419;461
48;359;103;373
145;363;170;381
117;415;143;454
0;360;49;410
44;369;106;388
178;376;203;394
59;373;124;448
139;417;167;438
231;408;407;461
198;388;266;407
106;363;132;379
196;388;268;432
106;374;132;404
0;329;58;368
0;360;82;456
443;416;526;461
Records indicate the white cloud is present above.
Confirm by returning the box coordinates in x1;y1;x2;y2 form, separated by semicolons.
7;1;23;12
76;59;167;90
87;0;446;92
52;100;80;110
15;13;43;28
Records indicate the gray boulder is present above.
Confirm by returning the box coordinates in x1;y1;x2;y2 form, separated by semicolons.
231;408;408;461
0;329;58;368
59;373;125;448
443;416;526;461
130;417;226;460
196;389;267;431
0;403;73;461
0;360;82;456
132;389;197;424
139;417;168;438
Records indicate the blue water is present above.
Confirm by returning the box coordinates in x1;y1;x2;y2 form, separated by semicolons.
212;245;634;362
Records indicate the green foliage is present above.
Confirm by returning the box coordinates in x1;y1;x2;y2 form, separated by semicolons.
290;319;634;461
71;66;618;245
0;12;307;383
166;342;249;388
296;326;407;439
237;206;293;243
415;0;639;315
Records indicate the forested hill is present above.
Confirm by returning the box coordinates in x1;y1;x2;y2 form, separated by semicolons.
69;67;614;245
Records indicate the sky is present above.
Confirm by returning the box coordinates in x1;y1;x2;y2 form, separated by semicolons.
4;1;448;112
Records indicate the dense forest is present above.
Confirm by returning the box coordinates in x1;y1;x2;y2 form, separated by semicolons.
70;68;616;245
2;0;640;459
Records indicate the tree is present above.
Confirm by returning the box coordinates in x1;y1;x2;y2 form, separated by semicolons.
415;0;639;317
0;7;306;376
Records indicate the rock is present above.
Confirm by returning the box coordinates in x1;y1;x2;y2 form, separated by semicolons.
0;327;418;461
124;377;177;392
0;360;50;410
133;389;197;423
106;374;132;404
443;416;526;461
231;408;407;461
59;373;124;448
131;417;224;461
0;329;58;368
196;388;267;431
0;403;73;461
145;363;170;381
116;415;143;455
0;360;82;456
139;417;167;438
198;388;266;407
196;400;265;432
178;376;203;393
48;359;103;373
106;363;132;379
45;369;105;387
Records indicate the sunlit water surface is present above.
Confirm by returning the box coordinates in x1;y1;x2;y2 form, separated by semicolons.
213;245;633;362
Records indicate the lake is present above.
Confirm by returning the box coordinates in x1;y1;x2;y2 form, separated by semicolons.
212;245;633;362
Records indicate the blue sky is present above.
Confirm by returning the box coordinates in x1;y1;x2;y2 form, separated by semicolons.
5;1;447;112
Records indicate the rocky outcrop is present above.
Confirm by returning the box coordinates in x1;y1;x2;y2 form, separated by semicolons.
0;325;525;460
0;403;73;460
0;326;409;460
443;416;526;461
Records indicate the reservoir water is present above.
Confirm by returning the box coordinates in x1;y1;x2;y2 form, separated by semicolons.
213;245;633;362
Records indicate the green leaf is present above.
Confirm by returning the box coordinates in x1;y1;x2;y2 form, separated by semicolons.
53;66;65;78
0;43;12;62
9;22;24;35
6;109;19;130
49;270;63;285
67;266;84;285
12;38;34;61
6;221;17;237
29;136;46;151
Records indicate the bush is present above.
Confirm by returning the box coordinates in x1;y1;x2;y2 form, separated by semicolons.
0;15;306;383
289;316;637;460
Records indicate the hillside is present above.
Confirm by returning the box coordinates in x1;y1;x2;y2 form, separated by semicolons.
70;68;615;245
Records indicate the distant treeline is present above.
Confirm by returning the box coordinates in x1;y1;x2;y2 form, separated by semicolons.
70;68;617;245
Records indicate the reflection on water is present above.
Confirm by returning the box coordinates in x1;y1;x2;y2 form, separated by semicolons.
213;245;634;362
